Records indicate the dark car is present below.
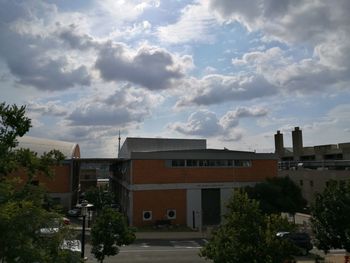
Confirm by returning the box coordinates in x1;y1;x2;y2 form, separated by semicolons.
67;207;81;217
277;232;313;255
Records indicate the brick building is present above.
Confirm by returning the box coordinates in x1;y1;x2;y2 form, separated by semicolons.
16;136;80;209
111;138;277;228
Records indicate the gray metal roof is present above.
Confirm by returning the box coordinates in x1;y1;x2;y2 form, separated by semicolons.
129;149;277;160
119;137;206;158
17;136;80;159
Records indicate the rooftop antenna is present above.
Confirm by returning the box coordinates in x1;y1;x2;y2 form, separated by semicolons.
118;130;121;158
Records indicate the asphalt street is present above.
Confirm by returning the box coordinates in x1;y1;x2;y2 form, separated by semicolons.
85;239;210;263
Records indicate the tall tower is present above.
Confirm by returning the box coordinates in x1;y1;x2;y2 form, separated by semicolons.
118;131;121;158
274;130;284;158
292;127;303;161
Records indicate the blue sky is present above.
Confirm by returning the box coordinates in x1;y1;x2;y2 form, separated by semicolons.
1;0;350;157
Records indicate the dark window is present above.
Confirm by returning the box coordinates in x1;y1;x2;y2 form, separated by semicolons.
186;160;198;167
171;160;185;167
300;180;303;186
310;180;314;187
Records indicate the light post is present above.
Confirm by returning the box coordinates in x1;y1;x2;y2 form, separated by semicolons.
77;200;93;260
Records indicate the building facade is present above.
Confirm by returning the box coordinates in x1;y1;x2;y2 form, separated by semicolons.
79;158;114;192
112;138;277;228
16;136;80;209
274;128;350;203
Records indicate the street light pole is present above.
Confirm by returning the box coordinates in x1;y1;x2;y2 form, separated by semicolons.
78;200;93;260
81;200;88;259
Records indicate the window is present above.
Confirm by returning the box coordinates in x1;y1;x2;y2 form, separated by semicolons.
170;159;252;168
310;180;314;187
300;180;303;186
186;160;198;167
171;160;185;167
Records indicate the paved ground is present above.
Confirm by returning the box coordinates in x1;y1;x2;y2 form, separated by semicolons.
85;239;209;263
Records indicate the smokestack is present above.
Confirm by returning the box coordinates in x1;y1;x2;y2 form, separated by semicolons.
274;130;284;157
292;127;303;161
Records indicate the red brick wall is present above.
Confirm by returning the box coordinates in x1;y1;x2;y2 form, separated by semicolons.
133;189;186;226
11;165;71;193
132;159;277;184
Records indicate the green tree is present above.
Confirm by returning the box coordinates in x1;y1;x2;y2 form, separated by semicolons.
85;185;116;214
246;176;306;214
200;190;297;263
311;180;350;256
91;207;135;263
0;102;74;263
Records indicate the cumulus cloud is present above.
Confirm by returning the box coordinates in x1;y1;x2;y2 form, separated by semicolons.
157;2;217;44
176;74;277;107
209;0;350;95
27;101;68;116
232;47;350;94
0;1;92;91
68;86;163;126
168;106;268;139
95;43;186;90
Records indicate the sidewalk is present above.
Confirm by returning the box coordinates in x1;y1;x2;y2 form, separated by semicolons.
135;231;208;239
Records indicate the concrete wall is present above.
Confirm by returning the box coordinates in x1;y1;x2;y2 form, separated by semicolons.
279;169;350;203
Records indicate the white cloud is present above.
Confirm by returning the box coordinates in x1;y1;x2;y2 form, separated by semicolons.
27;101;68;116
168;106;268;140
95;43;186;90
175;74;277;107
157;1;217;44
68;85;163;126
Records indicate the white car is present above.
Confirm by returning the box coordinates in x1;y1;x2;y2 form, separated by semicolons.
61;239;81;253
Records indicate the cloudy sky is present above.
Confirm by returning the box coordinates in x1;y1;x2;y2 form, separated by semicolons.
1;0;350;157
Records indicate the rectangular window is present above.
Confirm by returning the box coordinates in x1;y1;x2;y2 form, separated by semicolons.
310;180;314;187
171;160;185;167
186;160;198;167
300;180;303;186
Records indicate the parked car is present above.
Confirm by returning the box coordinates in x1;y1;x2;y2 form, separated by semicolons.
61;239;81;253
39;217;70;236
277;231;313;255
67;207;81;217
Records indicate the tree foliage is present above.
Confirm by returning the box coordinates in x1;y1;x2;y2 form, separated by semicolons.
84;185;116;213
311;180;350;253
246;176;306;214
0;102;73;262
200;190;298;263
91;207;135;263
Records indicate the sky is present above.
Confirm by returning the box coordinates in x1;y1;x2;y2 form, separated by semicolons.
1;0;350;158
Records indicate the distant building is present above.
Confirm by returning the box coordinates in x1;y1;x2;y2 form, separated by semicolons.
275;127;350;162
274;128;350;203
111;137;277;228
78;158;114;192
16;136;80;209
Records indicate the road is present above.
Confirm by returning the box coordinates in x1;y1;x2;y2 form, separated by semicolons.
85;239;210;263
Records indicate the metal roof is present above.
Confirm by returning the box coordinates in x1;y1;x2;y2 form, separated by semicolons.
17;136;80;159
119;137;206;158
129;149;277;160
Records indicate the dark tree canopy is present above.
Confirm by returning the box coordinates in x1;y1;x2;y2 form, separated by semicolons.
91;207;135;263
246;176;306;214
311;180;350;253
0;102;73;262
200;190;298;263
